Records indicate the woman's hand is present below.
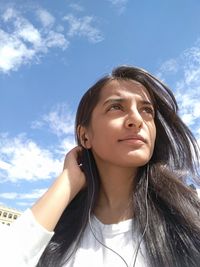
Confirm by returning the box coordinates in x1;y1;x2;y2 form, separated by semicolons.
62;146;86;192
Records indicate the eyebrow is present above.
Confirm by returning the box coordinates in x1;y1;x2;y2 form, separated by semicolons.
103;98;154;107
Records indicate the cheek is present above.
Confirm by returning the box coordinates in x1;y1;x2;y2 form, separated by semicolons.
89;118;120;142
90;130;114;149
87;126;105;150
88;123;117;155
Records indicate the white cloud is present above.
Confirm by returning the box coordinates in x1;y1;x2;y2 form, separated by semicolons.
36;9;55;27
175;89;200;126
18;25;42;46
0;7;68;73
176;63;200;127
63;14;103;43
157;59;178;81
0;134;62;182
16;201;34;208
0;29;36;72
0;102;78;183
108;0;128;4
58;137;76;156
158;39;200;131
0;159;12;170
0;192;19;200
45;30;68;48
0;188;47;200
180;113;195;126
0;103;77;182
196;128;200;148
107;0;128;14
196;128;200;136
0;6;104;73
2;6;17;21
0;188;48;209
69;3;85;12
32;103;75;137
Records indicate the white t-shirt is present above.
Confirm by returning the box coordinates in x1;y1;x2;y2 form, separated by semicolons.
66;216;147;267
0;210;147;267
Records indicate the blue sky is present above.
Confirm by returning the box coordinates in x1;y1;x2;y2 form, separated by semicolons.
0;0;200;211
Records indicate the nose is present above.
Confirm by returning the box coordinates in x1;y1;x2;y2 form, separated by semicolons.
124;110;143;130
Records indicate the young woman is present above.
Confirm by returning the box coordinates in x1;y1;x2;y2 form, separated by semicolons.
2;66;200;267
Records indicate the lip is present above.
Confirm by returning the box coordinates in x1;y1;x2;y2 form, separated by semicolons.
118;135;147;143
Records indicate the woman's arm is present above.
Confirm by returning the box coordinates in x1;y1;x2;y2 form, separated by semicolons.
31;146;86;231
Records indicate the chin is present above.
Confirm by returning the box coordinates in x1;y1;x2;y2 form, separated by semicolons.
119;159;150;169
124;153;152;166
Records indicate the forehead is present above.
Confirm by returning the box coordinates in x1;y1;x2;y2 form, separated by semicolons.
98;79;152;103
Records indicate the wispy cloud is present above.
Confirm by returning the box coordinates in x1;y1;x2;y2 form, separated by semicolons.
0;188;48;209
106;0;128;14
58;137;76;156
157;39;200;144
157;59;178;79
63;14;103;43
32;103;75;137
36;8;55;28
0;188;47;200
69;3;85;12
0;7;68;73
0;5;104;73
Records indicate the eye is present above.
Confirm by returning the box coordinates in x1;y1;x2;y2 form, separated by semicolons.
107;103;123;111
142;106;155;117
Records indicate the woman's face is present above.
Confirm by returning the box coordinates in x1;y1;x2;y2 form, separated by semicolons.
84;79;156;170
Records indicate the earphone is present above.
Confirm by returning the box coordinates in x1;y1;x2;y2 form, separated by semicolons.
86;149;149;267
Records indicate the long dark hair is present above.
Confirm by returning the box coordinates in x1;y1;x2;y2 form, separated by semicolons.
38;66;200;267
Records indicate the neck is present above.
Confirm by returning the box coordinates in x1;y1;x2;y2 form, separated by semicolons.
94;162;137;224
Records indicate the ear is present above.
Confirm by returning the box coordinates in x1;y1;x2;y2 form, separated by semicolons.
77;125;92;149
